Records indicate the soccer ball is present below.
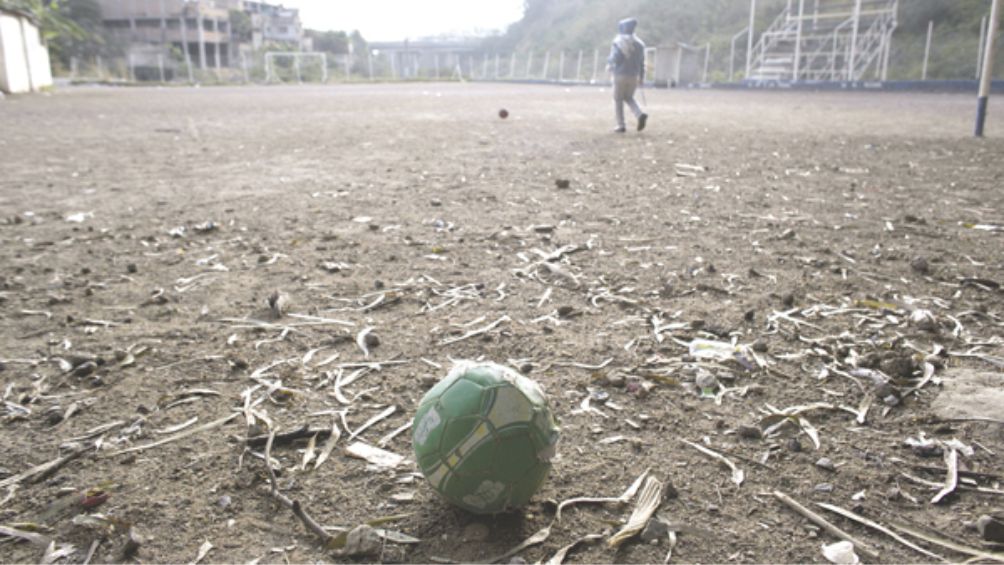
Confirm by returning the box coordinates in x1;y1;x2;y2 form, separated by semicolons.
412;361;559;514
499;108;509;119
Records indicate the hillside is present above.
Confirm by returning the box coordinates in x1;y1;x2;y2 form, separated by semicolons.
487;0;1002;81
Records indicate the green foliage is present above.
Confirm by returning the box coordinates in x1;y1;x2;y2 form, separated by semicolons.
229;9;252;42
496;0;1002;79
0;0;88;42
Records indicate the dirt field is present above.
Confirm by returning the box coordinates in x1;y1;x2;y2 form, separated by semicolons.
1;83;1003;564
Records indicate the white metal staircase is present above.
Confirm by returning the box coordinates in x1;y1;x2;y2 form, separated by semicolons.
747;0;898;82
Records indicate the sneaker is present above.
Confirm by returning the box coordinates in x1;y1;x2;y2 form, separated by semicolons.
614;127;626;134
637;113;648;132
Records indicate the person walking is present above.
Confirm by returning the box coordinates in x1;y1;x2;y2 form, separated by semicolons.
608;17;648;133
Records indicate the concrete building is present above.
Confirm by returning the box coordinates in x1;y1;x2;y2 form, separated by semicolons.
95;0;303;78
0;7;53;94
243;1;303;49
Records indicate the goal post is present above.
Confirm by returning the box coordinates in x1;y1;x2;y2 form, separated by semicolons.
264;52;328;84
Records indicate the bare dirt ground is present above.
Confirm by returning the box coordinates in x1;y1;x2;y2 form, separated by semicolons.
1;83;1003;564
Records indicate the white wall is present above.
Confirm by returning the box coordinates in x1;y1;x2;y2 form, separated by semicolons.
0;11;53;94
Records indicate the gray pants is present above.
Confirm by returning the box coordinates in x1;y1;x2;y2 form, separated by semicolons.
613;75;643;129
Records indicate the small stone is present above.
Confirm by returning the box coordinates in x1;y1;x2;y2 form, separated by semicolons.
216;495;232;509
815;457;836;472
744;309;755;322
374;279;385;290
590;389;609;403
787;437;803;452
533;224;556;234
910;257;930;274
737;425;762;440
363;332;380;348
519;363;533;375
114;349;129;362
508;558;527;565
752;339;769;353
126;263;138;274
420;374;439;387
814;482;834;493
430;199;442;207
640;518;669;542
556;305;575;318
604;373;625;388
976;515;1004;543
72;361;98;378
554;179;571;189
782;293;796;308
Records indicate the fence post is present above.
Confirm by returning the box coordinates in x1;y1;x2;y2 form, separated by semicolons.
70;56;78;80
793;0;804;81
592;49;599;83
975;0;1000;137
128;53;135;82
542;51;550;80
509;53;516;78
368;51;374;80
575;50;583;82
921;20;933;80
158;54;165;82
525;52;533;78
241;51;249;83
559;51;565;81
746;0;757;78
703;43;711;83
977;15;988;80
494;53;500;79
847;0;862;80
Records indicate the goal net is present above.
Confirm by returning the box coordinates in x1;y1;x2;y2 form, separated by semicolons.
264;52;328;83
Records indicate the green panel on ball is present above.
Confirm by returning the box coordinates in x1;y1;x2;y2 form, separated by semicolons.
508;462;552;508
439;378;487;421
493;426;537;480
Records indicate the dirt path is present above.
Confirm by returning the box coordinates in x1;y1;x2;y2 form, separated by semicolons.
1;83;1002;563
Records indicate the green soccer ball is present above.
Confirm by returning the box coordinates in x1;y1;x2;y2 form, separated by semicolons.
412;361;560;514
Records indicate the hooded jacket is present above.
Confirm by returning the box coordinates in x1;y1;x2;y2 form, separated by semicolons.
608;18;645;79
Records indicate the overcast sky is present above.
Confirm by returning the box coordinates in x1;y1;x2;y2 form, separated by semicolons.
279;0;526;41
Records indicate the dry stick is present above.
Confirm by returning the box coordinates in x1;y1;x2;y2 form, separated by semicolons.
931;448;958;504
885;519;1004;563
262;429;335;547
772;490;880;560
111;413;239;456
440;315;510;345
815;502;946;562
0;445;90;489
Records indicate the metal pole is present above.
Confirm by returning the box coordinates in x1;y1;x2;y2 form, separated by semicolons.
793;0;805;81
847;0;862;80
179;15;194;83
746;0;757;78
977;15;988;80
922;20;933;80
368;51;374;80
322;53;329;82
434;53;440;79
576;50;583;82
294;54;301;83
344;53;351;80
558;51;565;81
703;43;711;83
495;53;500;79
128;53;135;82
158;54;165;82
975;0;1001;137
526;52;533;78
592;49;599;83
509;53;516;78
542;51;550;80
242;51;249;83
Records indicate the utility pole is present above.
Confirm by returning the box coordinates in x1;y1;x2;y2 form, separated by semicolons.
975;0;1000;137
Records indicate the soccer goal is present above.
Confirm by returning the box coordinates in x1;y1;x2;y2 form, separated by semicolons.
264;52;328;83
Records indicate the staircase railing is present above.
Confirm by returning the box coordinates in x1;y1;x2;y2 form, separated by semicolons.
748;5;793;78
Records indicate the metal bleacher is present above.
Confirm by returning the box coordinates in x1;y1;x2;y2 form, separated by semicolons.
747;0;898;83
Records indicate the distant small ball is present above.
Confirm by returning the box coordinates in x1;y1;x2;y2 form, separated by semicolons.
498;109;509;119
412;361;559;514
